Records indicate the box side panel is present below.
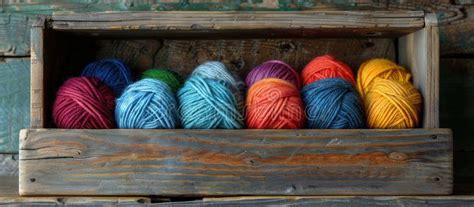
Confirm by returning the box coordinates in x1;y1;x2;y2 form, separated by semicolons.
30;19;45;128
20;129;452;196
398;13;440;128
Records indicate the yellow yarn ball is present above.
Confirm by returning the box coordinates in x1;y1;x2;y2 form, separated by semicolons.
364;78;422;129
357;59;412;98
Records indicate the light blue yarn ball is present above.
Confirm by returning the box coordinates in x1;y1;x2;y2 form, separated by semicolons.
178;75;243;129
192;61;245;111
301;78;365;129
116;79;178;129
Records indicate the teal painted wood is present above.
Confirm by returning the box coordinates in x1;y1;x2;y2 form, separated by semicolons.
0;13;32;56
0;59;30;153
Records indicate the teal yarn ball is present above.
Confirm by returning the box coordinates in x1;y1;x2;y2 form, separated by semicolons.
178;75;243;129
142;69;181;93
115;79;178;129
192;61;244;90
191;61;245;111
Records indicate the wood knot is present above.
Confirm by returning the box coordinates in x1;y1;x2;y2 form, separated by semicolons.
388;152;408;161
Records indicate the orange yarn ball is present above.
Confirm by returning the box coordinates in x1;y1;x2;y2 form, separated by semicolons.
301;55;355;86
246;78;305;129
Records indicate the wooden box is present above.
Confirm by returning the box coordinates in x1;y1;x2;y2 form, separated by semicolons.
20;11;452;196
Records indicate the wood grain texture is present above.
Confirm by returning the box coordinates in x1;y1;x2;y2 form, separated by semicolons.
0;58;30;153
0;2;147;56
30;21;44;129
0;196;150;205
3;196;474;206
0;2;471;56
439;4;474;56
0;176;18;196
50;11;424;38
398;13;439;128
19;129;452;196
0;154;18;176
172;196;474;206
0;13;32;56
95;38;396;79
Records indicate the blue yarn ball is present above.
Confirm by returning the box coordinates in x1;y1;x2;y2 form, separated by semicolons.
116;79;178;129
81;58;133;95
178;75;243;129
301;78;365;129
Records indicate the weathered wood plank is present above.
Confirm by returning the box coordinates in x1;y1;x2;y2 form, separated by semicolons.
51;11;425;38
398;13;439;128
19;129;452;196
439;4;474;56
0;176;18;196
0;196;151;205
0;58;30;153
0;2;472;56
0;154;18;176
168;196;474;207
0;13;31;56
3;196;474;206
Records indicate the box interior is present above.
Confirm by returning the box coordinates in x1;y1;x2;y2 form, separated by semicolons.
41;30;426;128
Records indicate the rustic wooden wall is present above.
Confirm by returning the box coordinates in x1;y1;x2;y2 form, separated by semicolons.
0;0;473;195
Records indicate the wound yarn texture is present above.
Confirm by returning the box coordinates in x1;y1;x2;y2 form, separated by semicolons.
246;60;301;88
356;58;411;98
116;79;178;129
302;55;355;86
178;61;244;129
192;61;245;111
52;77;115;129
357;58;422;129
302;78;364;129
246;78;305;129
142;68;181;93
81;58;133;96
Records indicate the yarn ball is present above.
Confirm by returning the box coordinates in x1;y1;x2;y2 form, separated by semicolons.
364;78;422;129
192;61;245;91
142;69;181;93
301;55;355;86
301;78;364;129
81;58;133;95
191;61;245;111
52;77;115;129
246;78;305;129
178;75;243;129
356;58;411;98
245;60;301;88
116;79;178;129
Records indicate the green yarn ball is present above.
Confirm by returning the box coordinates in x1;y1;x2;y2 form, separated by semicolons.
142;69;181;93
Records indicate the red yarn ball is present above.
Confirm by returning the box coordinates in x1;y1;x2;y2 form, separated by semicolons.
53;77;116;129
301;55;355;86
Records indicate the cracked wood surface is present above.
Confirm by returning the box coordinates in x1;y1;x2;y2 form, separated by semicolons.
19;129;452;196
